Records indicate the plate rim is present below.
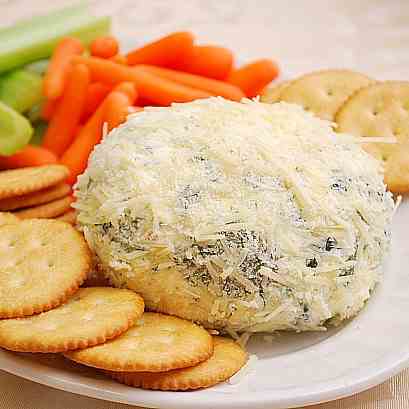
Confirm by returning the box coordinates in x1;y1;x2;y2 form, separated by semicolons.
1;341;409;409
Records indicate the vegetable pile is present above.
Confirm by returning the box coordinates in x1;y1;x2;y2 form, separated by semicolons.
0;3;279;185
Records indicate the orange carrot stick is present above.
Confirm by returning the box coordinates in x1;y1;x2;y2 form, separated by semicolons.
81;82;136;124
43;37;84;100
110;54;127;65
126;32;194;68
60;105;105;185
135;97;157;107
73;56;211;105
177;45;233;80
136;65;244;101
227;59;279;98
60;89;136;185
81;82;111;122
74;124;83;137
90;36;119;59
103;91;134;131
0;145;57;169
101;83;137;131
42;63;90;156
113;82;138;102
41;98;59;121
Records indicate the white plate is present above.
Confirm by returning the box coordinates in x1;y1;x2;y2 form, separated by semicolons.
1;198;408;409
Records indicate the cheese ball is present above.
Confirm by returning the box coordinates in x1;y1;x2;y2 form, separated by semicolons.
74;98;394;333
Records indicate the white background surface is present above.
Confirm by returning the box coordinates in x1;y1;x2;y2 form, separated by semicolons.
0;1;408;408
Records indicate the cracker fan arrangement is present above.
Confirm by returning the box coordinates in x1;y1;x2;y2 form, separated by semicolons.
0;165;75;223
261;70;409;194
0;186;247;390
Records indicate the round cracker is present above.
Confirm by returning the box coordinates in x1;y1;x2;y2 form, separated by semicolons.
0;219;91;318
0;287;144;353
279;69;374;120
64;312;213;372
260;80;291;104
15;196;74;219
0;212;19;227
0;165;69;200
109;336;247;391
384;147;409;193
56;209;77;225
0;183;71;211
335;81;409;193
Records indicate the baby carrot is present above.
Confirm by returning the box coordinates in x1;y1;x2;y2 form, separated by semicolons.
42;63;90;156
60;103;105;185
130;69;211;105
136;65;244;101
0;145;57;169
90;36;119;59
103;91;133;131
60;87;136;185
73;56;211;105
81;82;111;122
41;98;59;121
102;83;137;130
227;59;279;98
74;124;83;137
110;54;127;65
43;37;84;100
113;82;138;102
135;97;157;107
177;45;233;80
126;31;194;68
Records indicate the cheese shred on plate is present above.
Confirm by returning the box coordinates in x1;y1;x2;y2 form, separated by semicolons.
74;98;395;333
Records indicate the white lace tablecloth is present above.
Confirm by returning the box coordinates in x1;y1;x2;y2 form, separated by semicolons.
0;0;408;408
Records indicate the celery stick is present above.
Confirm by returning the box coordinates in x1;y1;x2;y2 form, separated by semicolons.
0;3;88;36
0;69;43;113
0;4;111;73
25;59;49;76
68;16;111;46
0;101;33;156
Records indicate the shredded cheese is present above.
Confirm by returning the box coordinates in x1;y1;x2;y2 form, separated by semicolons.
74;98;395;333
354;136;398;144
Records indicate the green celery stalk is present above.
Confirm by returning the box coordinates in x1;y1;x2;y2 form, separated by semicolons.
68;16;111;46
0;3;88;36
24;59;49;76
0;69;43;113
0;101;33;156
0;4;111;73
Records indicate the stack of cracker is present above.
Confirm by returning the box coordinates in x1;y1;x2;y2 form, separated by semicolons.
0;218;247;391
262;71;409;194
0;164;77;224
